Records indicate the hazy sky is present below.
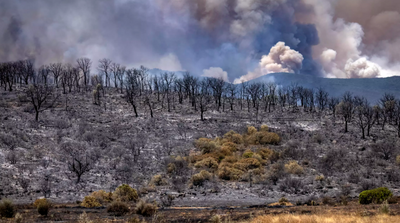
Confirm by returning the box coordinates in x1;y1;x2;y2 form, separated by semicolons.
1;0;399;82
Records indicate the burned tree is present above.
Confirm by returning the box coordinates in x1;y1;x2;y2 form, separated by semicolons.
125;69;140;117
76;58;92;90
49;63;64;88
197;79;212;121
26;84;58;121
336;92;354;133
98;58;112;88
60;141;98;184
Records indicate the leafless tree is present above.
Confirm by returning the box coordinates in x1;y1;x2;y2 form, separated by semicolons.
125;69;140;117
26;84;59;121
49;63;63;87
336;92;354;133
316;87;329;111
226;83;237;111
98;58;112;87
197;79;212;121
60;141;98;184
76;58;92;90
354;96;375;139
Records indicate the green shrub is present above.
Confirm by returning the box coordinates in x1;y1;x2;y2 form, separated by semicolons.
107;201;130;216
113;184;138;202
359;187;393;204
0;199;16;218
81;196;101;208
242;149;254;158
135;200;157;217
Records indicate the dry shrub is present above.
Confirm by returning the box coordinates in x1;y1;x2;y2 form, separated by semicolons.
0;199;15;218
107;201;130;216
233;158;261;171
14;212;23;223
251;214;400;223
210;214;222;223
315;175;325;182
245;132;280;145
247;126;257;135
223;131;244;144
78;211;92;223
151;175;167;186
34;198;51;216
218;167;244;180
81;196;101;208
242;149;254;158
135;200;157;217
195;138;217;154
220;147;232;156
221;142;238;152
90;190;113;205
191;170;212;186
284;161;304;175
223;156;237;163
260;125;269;132
113;184;138;202
257;148;274;160
396;155;400;165
194;157;219;170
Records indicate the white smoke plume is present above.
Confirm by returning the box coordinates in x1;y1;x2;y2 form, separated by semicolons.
345;58;381;78
202;67;229;82
234;42;303;83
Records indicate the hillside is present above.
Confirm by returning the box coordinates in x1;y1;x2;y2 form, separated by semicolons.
253;73;400;104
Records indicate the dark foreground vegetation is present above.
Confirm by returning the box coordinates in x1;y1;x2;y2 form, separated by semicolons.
1;58;400;222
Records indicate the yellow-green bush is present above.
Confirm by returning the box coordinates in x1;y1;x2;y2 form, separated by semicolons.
135;200;157;217
194;157;219;170
91;190;113;205
257;148;274;160
151;175;167;186
247;126;257;135
33;198;49;208
284;161;304;175
221;142;238;152
242;149;254;158
233;158;261;171
359;187;393;204
191;170;212;186
247;132;280;145
220;147;232;156
218;167;244;180
223;131;244;144
195;138;217;154
37;199;51;216
396;155;400;165
113;184;138;202
260;125;269;132
107;201;130;216
81;196;101;208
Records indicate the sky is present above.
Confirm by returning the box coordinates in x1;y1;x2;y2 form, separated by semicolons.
1;0;400;82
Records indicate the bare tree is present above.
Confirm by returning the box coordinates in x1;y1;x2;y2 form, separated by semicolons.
76;58;92;90
98;58;112;88
125;69;140;117
197;79;212;121
26;84;59;121
354;96;375;139
316;87;329;111
60;141;98;184
226;83;237;111
336;92;354;133
49;63;63;87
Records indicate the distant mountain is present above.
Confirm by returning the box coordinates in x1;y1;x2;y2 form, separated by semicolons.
249;73;400;104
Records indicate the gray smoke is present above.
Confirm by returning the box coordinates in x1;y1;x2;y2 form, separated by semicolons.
0;0;399;81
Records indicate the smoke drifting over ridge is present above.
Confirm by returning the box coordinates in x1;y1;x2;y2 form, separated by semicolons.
0;0;399;82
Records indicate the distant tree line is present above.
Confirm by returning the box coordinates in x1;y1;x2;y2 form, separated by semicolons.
1;58;400;138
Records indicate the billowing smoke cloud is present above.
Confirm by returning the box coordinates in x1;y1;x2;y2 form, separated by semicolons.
0;0;399;81
202;67;229;82
234;42;303;83
345;58;381;79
